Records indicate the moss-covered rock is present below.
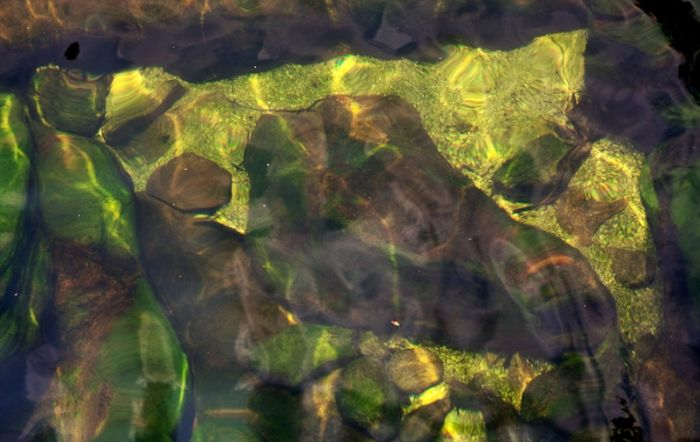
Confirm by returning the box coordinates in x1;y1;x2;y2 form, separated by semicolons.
100;69;185;146
492;133;581;205
336;357;401;441
30;66;111;136
0;94;31;268
520;353;619;438
387;348;444;394
35;127;138;255
250;324;359;386
38;243;189;442
439;408;488;442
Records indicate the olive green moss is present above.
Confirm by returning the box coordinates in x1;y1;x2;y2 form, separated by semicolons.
93;27;657;358
99;30;587;233
0;239;51;360
386;338;552;411
250;324;358;386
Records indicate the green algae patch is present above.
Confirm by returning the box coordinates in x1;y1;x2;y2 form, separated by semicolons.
99;30;586;233
0;94;31;264
36;128;138;256
439;408;487;442
0;238;51;359
250;323;358;386
386;338;552;411
668;159;700;320
95;28;659;345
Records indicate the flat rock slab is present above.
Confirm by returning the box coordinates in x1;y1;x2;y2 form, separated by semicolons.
147;153;231;211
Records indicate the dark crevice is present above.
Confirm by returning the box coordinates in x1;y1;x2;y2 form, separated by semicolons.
634;0;700;101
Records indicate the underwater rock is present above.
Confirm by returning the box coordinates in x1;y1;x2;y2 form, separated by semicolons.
493;132;589;208
101;70;186;147
250;324;359;386
448;381;520;439
146;153;232;211
386;348;443;394
439;408;489;441
34;126;138;254
0;94;31;270
245;95;617;360
336;357;401;441
0;238;51;361
399;393;451;442
135;193;289;368
609;247;655;288
39;241;188;442
555;189;627;246
520;353;624;439
30;66;111;136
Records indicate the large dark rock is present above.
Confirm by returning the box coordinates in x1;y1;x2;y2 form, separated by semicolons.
146;153;232;212
609;247;655;289
555;189;627;246
244;95;618;360
135;193;288;368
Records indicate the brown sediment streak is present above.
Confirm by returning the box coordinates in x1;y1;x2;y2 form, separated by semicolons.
524;254;575;276
204;408;256;419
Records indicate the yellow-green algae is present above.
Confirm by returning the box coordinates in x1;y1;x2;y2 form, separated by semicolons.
440;408;487;442
99;29;657;350
250;323;358;386
100;30;587;232
494;139;661;344
386;337;552;411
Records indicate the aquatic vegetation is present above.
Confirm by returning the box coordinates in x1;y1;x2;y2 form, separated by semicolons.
146;153;232;212
336;357;402;441
30;66;111;137
249;324;359;386
0;94;31;267
35;127;138;256
0;0;692;434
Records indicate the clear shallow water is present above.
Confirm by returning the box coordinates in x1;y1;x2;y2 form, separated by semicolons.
1;1;699;441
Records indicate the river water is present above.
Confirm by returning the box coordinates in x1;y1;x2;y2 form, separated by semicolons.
0;1;699;441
